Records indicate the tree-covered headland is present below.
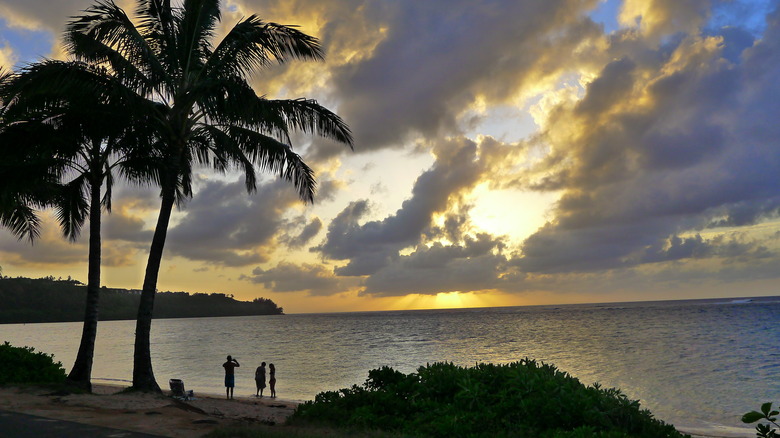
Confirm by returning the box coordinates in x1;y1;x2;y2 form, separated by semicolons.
0;276;283;324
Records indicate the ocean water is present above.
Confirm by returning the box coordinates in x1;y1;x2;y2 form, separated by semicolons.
2;296;778;437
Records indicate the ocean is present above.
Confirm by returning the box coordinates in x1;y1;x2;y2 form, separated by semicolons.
2;296;778;437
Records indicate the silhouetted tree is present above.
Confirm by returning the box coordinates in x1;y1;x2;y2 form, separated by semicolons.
0;61;154;391
66;0;353;391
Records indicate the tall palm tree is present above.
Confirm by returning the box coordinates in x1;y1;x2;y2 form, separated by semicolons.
66;0;353;391
0;61;155;391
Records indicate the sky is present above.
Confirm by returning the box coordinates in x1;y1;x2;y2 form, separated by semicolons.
0;0;779;313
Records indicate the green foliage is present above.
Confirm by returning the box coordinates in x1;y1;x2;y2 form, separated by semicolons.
0;276;283;323
291;360;689;438
743;402;779;437
0;341;66;385
205;425;405;437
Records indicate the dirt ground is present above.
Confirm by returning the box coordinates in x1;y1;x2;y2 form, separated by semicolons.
0;383;298;437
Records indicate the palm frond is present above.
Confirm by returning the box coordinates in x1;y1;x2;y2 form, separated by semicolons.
262;98;354;148
66;0;164;94
56;174;90;241
0;202;42;243
207;18;324;79
137;0;174;39
224;125;317;202
177;0;220;74
194;76;292;144
192;124;257;190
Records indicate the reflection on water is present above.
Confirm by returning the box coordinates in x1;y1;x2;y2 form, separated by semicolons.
1;297;778;436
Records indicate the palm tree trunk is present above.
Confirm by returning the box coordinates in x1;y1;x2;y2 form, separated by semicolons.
66;181;102;392
131;179;177;392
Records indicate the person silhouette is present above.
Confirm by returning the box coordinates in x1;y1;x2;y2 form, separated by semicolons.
255;362;266;397
269;363;276;398
222;355;240;399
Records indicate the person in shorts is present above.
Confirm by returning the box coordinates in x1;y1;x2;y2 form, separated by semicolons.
223;355;240;399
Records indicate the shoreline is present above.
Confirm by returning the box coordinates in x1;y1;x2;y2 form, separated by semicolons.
0;383;298;437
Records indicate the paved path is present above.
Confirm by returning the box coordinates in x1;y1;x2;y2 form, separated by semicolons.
0;410;166;438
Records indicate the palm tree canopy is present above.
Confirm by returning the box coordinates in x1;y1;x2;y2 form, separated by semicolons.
65;0;353;203
0;60;157;241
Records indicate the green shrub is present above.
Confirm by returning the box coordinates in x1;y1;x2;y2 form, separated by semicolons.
0;341;67;385
742;402;779;437
291;360;689;438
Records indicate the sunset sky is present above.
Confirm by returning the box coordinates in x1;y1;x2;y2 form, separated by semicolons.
1;0;778;313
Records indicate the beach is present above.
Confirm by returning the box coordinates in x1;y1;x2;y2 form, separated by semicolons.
0;383;297;437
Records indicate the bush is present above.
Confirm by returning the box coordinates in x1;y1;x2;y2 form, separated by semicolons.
742;402;779;437
0;341;67;385
291;360;689;438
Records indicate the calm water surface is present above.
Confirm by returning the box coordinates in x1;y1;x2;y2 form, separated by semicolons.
2;297;778;437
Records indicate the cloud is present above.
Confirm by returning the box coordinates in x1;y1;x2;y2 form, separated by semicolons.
315;136;514;275
619;0;711;40
279;216;322;248
0;211;137;268
513;7;780;276
0;220;86;266
3;0;779;304
242;261;354;296
0;42;16;70
361;233;507;297
165;178;302;266
0;0;137;31
329;0;604;151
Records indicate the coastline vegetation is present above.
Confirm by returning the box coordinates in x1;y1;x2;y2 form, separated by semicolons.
0;342;66;385
0;276;283;324
288;360;691;438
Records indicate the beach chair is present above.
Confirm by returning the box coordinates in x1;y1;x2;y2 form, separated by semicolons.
169;378;194;400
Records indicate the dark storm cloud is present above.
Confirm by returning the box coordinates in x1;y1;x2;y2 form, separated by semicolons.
515;7;780;276
165;178;301;266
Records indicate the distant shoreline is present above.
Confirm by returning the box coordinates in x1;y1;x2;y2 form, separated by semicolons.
0;312;285;325
0;276;284;324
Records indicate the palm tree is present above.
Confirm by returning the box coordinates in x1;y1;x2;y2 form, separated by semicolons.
0;68;53;242
0;61;155;391
66;0;353;391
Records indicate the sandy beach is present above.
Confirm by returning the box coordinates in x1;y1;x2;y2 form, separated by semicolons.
0;383;298;437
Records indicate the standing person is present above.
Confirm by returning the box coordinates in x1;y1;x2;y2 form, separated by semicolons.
269;363;276;398
255;362;266;397
222;355;240;399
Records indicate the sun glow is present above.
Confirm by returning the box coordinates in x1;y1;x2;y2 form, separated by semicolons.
386;291;504;311
468;184;556;244
434;292;467;308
